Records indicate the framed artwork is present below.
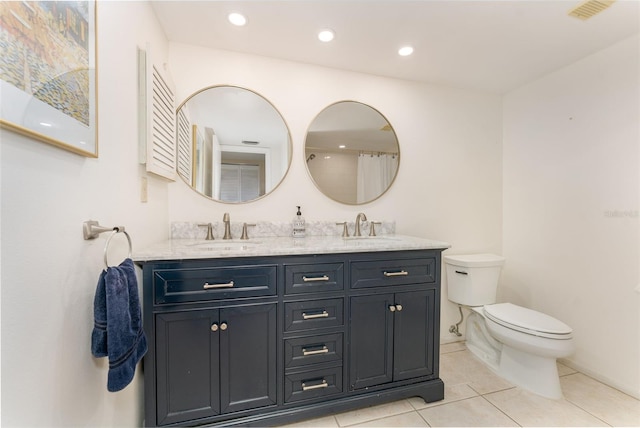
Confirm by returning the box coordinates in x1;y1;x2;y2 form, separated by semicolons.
0;1;98;157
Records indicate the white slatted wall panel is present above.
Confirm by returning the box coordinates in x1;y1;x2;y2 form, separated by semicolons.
138;46;176;181
176;109;192;185
147;64;176;180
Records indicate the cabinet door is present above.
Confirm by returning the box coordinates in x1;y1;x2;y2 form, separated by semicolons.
349;294;395;390
219;303;277;413
393;289;436;381
156;310;220;425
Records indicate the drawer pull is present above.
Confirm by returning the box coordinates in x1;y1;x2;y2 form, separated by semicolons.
203;280;234;289
302;310;329;320
302;275;330;282
302;379;328;391
383;270;408;277
455;270;468;275
302;345;329;356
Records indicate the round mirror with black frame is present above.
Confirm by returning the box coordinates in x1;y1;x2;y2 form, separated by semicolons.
176;85;292;203
304;101;400;205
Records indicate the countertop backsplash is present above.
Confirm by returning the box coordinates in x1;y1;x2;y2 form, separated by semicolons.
171;220;396;240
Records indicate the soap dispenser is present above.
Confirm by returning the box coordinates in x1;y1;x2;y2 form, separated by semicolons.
292;206;306;238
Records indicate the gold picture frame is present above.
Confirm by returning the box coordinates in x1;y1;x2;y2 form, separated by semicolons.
0;1;98;157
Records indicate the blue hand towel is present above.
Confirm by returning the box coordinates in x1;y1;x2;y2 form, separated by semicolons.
91;258;147;392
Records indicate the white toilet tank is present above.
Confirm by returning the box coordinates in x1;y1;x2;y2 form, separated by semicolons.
444;254;505;306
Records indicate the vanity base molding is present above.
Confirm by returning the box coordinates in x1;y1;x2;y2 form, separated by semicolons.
138;249;445;427
203;379;444;427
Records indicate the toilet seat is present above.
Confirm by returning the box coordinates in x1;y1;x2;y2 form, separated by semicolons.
483;303;573;340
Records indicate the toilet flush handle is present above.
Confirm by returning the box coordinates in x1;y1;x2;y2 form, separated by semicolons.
455;270;468;275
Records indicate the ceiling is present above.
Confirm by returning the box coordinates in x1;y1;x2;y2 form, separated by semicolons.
151;1;639;94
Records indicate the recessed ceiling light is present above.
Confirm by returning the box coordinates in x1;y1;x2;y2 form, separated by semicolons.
398;46;414;56
318;29;335;42
338;145;346;149
228;12;247;26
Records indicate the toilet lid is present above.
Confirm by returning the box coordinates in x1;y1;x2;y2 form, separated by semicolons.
484;303;573;339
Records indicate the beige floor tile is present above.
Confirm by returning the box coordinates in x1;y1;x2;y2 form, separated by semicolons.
334;400;415;427
557;361;578;377
561;373;640;427
418;396;518;427
408;383;479;410
485;387;607;427
350;411;428;427
280;414;340;427
441;341;467;354
440;349;514;395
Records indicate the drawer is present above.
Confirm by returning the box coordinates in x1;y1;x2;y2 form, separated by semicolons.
284;333;343;368
285;262;344;294
351;257;436;289
284;366;343;403
153;265;277;304
284;298;344;332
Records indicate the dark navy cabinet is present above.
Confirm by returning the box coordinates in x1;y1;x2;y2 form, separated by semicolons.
139;249;444;427
350;290;436;390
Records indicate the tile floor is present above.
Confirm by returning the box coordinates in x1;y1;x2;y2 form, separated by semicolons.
283;342;640;427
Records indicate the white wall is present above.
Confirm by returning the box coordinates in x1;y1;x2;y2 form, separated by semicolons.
502;35;640;398
1;2;170;426
166;43;504;344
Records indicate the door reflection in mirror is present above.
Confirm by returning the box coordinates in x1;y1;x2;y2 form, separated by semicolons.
305;101;399;205
176;86;291;203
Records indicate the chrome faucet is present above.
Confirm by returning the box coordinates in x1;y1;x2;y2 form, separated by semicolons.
222;213;232;240
354;212;367;237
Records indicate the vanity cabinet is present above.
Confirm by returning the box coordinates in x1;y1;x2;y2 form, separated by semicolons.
155;304;276;425
350;290;436;389
139;249;444;427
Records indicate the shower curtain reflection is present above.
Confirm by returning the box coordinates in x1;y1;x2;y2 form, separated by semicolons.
357;153;398;204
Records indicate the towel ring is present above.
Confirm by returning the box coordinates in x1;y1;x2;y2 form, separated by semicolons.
104;228;132;268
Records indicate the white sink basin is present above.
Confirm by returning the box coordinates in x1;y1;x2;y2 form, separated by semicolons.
343;236;400;242
185;240;260;251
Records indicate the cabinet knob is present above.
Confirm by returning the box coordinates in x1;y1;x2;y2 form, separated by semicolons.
220;322;228;331
211;323;219;332
396;304;403;311
389;305;396;312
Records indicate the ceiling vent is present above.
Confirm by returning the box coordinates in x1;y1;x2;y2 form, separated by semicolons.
568;0;615;20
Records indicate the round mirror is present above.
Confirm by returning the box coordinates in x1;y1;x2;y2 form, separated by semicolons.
176;86;291;203
305;101;400;205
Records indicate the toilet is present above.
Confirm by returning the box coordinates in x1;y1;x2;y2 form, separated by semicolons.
444;253;575;399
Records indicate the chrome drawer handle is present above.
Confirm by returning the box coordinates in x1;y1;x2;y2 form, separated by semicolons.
203;281;234;289
302;311;329;320
302;275;330;282
384;270;408;277
302;346;329;356
302;379;328;391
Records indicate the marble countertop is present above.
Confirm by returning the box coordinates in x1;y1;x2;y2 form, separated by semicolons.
133;235;451;262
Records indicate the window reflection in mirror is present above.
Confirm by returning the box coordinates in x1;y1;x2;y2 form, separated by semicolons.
305;101;400;205
176;86;291;203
